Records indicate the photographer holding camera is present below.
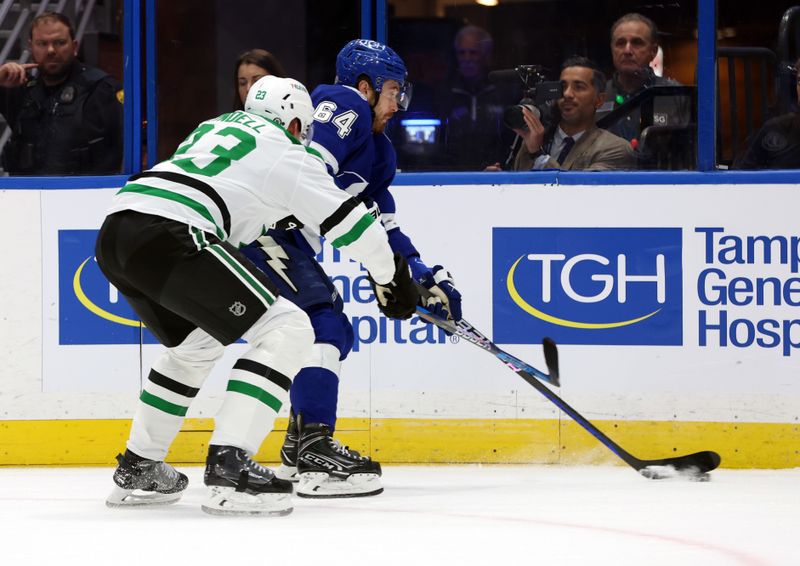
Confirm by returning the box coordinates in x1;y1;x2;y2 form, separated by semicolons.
506;57;633;171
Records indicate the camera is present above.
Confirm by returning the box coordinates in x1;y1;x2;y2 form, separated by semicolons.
491;65;563;131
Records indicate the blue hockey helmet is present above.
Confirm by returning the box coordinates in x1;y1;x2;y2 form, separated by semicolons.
335;39;412;109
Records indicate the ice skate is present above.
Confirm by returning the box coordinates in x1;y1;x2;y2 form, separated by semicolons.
277;410;369;484
106;450;188;507
202;445;293;516
296;417;382;498
275;410;299;482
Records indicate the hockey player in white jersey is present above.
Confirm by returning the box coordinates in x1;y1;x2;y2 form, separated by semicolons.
95;75;419;516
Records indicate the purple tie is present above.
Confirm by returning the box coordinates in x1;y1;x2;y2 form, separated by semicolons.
557;136;575;164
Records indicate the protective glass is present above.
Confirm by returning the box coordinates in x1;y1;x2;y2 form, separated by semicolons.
388;1;698;172
397;82;413;111
717;4;799;169
154;0;359;162
0;5;125;176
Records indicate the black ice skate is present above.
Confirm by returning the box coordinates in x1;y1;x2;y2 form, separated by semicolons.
202;444;293;516
106;450;188;507
275;409;300;482
277;409;369;483
296;417;383;498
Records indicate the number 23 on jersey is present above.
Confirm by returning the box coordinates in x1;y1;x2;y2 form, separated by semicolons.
170;123;257;177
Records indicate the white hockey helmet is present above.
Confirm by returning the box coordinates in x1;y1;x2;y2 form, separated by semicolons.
244;75;315;144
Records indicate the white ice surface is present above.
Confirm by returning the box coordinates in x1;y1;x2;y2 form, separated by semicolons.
1;465;798;566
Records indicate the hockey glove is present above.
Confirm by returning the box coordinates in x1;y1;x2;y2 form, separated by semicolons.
417;265;462;321
369;253;420;320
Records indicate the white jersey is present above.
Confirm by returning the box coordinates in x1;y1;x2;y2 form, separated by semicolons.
106;111;395;283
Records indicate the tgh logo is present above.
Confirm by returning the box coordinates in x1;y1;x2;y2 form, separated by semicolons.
493;227;683;346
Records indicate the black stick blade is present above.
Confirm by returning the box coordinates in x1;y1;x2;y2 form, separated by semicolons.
638;451;722;481
542;337;560;387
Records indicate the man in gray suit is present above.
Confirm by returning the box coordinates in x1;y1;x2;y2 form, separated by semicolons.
511;57;633;171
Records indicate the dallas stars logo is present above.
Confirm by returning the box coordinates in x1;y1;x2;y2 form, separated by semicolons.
229;301;246;316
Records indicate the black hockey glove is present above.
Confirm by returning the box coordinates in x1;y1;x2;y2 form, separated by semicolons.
369;253;420;320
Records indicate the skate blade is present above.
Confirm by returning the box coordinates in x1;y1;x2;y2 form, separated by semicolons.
275;464;299;482
201;486;293;517
296;471;383;499
106;485;183;507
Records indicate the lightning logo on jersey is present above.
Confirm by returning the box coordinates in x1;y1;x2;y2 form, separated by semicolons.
256;235;298;293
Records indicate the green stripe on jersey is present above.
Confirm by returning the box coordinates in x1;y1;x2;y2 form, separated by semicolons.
264;118;321;159
226;380;282;411
191;226;209;250
118;183;225;239
208;244;276;306
264;118;301;146
304;145;323;160
140;390;189;417
330;213;376;248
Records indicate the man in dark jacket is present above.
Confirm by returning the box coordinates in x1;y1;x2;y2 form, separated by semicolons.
438;26;515;170
598;13;690;143
0;11;123;175
734;59;800;169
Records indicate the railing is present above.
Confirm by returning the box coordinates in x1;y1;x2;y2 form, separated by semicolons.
716;47;778;165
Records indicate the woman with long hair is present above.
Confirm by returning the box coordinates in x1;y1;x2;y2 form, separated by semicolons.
233;49;286;110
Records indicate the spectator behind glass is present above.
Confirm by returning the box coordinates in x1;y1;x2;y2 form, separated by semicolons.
232;49;286;110
438;25;514;170
0;11;123;175
734;58;800;169
511;57;633;171
598;13;690;142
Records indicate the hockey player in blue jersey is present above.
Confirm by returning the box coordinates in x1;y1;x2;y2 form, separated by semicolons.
242;39;462;498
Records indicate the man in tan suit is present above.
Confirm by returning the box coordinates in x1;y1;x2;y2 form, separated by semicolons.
512;56;634;171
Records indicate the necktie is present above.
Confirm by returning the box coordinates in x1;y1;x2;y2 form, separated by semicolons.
557;136;575;164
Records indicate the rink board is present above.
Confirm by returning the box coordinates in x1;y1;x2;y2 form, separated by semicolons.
1;184;799;467
0;417;797;469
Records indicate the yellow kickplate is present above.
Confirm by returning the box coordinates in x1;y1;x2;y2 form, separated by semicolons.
0;418;797;468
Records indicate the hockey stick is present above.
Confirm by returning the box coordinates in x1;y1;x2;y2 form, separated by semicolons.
415;305;560;387
416;305;721;480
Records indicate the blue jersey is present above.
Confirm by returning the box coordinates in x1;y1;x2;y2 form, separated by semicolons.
309;85;395;201
308;84;417;257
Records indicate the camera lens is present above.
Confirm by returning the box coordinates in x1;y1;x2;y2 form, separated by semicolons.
502;104;540;130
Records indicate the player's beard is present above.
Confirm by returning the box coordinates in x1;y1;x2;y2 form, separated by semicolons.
371;109;392;134
372;118;388;134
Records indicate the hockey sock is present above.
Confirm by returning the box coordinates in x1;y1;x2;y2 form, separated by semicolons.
210;347;293;454
127;328;223;461
127;366;201;461
290;366;340;430
211;298;314;453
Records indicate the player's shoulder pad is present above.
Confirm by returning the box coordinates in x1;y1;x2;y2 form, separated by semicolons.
309;84;372;147
311;84;371;115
